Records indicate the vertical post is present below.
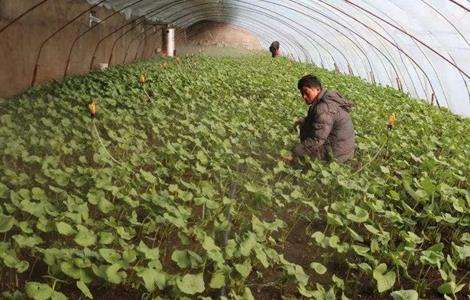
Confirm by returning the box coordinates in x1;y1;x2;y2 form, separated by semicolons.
334;62;340;73
370;71;376;84
396;77;403;92
348;64;354;76
163;26;175;57
431;92;436;106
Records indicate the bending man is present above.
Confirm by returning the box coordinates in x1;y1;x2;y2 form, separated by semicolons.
293;75;356;163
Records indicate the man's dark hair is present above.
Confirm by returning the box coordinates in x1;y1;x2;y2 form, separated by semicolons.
269;41;280;52
298;75;322;90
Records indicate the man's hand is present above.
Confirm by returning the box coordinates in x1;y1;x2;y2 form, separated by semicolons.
293;117;305;131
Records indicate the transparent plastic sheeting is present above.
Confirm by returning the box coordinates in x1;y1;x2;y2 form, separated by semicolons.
85;0;470;117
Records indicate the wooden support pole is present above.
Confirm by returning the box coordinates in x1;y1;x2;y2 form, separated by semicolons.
348;64;354;76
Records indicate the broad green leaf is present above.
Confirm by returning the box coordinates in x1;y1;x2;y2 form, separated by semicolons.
420;243;444;267
358;262;372;272
171;249;190;269
177;190;193;202
446;255;457;271
99;248;121;264
0;182;8;198
254;246;269;268
451;197;466;213
310;262;327;275
116;226;133;240
332;274;345;290
251;215;265;238
201;234;222;265
240;232;257;256
0;214;15;232
326;212;344;226
135;266;167;292
298;284;321;298
13;234;42;248
196;150;208;165
74;225;96;247
209;269;226;289
438;281;465;295
176;273;205;295
242;287;255;300
1;252;29;272
352;244;370;255
87;190;104;205
25;282;52;300
106;263;124;284
346;207;369;223
123;249;137;264
77;280;93;299
312;231;325;244
99;232;115;245
31;187;47;201
452;243;470;260
380;165;390;174
200;181;217;197
235;259;252;278
283;263;309;286
225;239;237;259
137;241;160;260
60;261;81;279
98;197;114;214
390;290;419;300
140;170;157;184
348;228;364;242
373;263;396;293
56;221;75;235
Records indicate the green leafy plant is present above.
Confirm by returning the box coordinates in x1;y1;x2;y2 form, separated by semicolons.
0;53;468;299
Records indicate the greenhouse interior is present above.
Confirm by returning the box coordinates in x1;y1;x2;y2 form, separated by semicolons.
0;0;469;299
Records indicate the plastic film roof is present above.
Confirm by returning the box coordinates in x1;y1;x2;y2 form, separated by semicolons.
86;0;470;117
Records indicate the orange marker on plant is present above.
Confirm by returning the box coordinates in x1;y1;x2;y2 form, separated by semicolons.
89;100;97;118
387;113;396;130
139;74;146;84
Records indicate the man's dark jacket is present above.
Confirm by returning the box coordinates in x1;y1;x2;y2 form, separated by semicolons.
299;89;356;162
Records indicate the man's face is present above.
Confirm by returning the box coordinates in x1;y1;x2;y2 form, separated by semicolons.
300;86;321;105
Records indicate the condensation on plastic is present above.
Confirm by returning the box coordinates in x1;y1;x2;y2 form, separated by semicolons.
85;0;470;117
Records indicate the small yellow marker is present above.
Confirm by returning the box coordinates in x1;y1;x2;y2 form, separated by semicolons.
89;100;97;118
139;74;146;84
387;113;396;130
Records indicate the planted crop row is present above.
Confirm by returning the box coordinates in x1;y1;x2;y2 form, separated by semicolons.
0;54;469;299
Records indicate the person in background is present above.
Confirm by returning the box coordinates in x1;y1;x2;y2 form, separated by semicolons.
291;75;356;163
269;41;280;58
